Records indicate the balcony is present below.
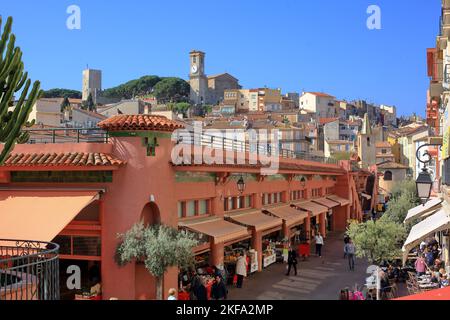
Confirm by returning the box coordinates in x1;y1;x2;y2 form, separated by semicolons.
23;127;108;144
0;239;59;300
176;131;339;165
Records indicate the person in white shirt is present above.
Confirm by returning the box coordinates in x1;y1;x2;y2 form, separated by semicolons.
315;232;324;257
419;241;427;253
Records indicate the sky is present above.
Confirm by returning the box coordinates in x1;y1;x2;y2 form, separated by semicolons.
1;0;441;116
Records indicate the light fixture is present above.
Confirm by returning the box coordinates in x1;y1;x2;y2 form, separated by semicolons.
300;177;306;188
237;175;246;194
416;167;433;204
414;142;442;204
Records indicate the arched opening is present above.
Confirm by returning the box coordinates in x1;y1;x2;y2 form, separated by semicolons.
384;171;393;181
366;137;371;147
135;202;161;300
140;202;161;226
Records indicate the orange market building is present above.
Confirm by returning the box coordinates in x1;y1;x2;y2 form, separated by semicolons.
0;115;371;300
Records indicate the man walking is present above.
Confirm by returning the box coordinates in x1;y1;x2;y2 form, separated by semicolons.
286;246;298;276
345;239;356;271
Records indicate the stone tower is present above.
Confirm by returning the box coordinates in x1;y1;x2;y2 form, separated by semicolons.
82;69;102;103
189;51;208;105
358;113;376;167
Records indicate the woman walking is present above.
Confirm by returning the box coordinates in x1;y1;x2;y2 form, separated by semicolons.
235;251;247;289
315;232;324;258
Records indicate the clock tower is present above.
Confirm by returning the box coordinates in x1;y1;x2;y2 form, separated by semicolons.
189;50;208;105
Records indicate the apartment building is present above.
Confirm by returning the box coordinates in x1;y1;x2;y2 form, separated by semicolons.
299;92;337;118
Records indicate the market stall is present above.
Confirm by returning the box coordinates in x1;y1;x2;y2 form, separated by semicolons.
262;231;287;267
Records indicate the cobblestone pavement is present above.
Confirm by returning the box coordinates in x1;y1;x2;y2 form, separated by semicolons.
228;232;371;300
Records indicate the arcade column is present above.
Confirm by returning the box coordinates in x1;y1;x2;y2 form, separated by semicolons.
251;230;263;271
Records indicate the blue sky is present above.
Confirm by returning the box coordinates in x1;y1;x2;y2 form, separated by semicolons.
1;0;441;116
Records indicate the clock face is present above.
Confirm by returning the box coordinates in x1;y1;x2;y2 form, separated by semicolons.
191;65;198;74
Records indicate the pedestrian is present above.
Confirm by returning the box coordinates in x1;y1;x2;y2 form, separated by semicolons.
315;232;324;257
286;246;298;276
344;239;356;271
415;254;427;276
167;288;177;300
211;275;227;300
344;234;350;259
189;270;201;300
235;251;247;289
372;210;377;221
195;278;208;300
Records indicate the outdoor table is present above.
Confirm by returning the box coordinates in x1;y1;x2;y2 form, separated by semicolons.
419;283;439;290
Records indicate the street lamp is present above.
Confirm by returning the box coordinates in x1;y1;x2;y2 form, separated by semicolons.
416;167;433;204
415;142;441;204
237;176;246;194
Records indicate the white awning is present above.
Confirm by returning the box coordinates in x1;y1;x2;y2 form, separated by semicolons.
402;208;450;264
403;198;443;224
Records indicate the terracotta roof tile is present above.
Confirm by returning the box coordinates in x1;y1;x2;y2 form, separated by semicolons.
3;152;125;167
319;117;339;125
98;115;184;132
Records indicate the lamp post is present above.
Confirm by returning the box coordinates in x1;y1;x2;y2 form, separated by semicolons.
415;143;441;204
237;175;246;194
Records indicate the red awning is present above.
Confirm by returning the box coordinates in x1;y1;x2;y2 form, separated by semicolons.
395;286;450;300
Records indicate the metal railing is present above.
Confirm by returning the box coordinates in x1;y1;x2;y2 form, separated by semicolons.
0;239;59;300
175;131;338;165
22;128;108;144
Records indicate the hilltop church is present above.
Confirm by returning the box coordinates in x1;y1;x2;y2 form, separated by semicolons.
189;50;240;105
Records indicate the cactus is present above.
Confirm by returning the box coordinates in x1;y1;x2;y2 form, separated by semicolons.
0;16;42;164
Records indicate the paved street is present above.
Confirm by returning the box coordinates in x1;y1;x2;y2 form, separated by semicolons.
228;232;370;300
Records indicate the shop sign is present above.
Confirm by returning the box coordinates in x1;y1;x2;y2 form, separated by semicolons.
444;126;450;160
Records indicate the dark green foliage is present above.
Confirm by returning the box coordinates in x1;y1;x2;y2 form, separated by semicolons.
60;97;70;112
43;88;81;99
151;77;190;103
86;93;95;111
0;16;42;164
102;75;161;99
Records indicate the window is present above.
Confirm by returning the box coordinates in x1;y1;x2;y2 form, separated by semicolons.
178;199;210;218
384;171;393;181
224;195;253;211
312;188;322;198
186;201;196;217
198;200;208;215
290;190;306;201
382;149;387;154
263;192;283;205
367;137;371;147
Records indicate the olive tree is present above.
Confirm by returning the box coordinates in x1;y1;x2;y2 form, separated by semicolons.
347;219;406;265
116;222;198;300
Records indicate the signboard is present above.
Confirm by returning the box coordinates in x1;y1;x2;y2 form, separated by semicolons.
444;126;450;160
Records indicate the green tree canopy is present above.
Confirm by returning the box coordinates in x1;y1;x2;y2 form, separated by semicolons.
0;16;42;164
60;97;70;112
116;222;198;300
42;88;81;99
102;75;161;99
152;77;190;103
381;179;420;231
347;219;406;264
